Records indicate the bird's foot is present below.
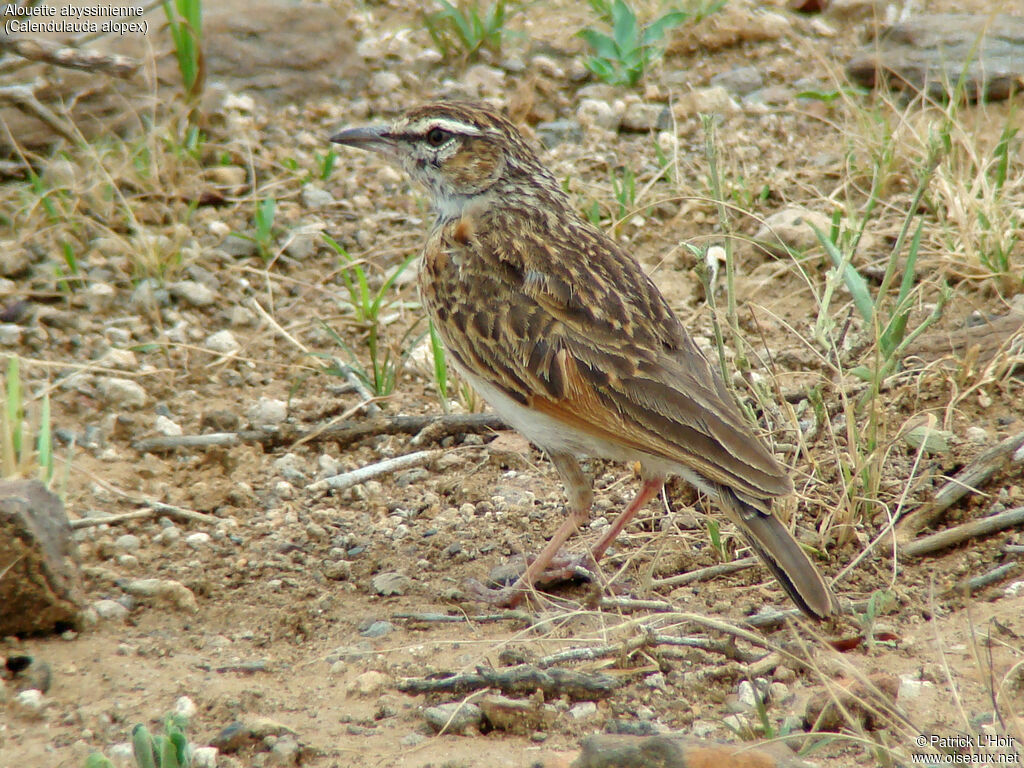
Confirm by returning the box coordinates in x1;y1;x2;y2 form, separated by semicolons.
463;553;599;606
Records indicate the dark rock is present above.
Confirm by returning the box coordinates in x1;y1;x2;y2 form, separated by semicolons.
848;14;1024;101
0;480;85;635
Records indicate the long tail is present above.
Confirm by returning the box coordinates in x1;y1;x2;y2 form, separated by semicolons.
717;486;837;620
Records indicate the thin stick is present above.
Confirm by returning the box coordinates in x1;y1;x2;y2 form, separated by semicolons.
134;412;507;454
0;34;139;78
952;562;1020;595
651;557;756;589
306;449;444;493
0;82;77;142
902;506;1024;558
896;431;1024;542
70;502;219;530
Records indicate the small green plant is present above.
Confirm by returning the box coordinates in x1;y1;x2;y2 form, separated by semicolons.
855;589;896;646
313;148;338;182
705;518;727;562
320;235;419;396
230;198;278;262
1;357;54;484
579;0;691;86
428;320;450;410
610;165;636;222
162;0;204;105
424;0;512;60
86;713;192;768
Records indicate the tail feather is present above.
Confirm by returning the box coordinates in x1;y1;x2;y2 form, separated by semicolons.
717;487;837;620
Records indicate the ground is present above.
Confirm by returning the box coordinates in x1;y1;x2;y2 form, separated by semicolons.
1;0;1023;767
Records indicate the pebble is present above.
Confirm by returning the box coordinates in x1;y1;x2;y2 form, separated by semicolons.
568;701;598;720
186;532;212;549
966;426;990;445
119;578;198;612
736;680;758;709
115;534;141;553
898;676;935;700
191;747;219;768
359;620;394;638
130;279;170;310
84;282;117;312
301;185;335;210
535;119;583;147
323;560;352;581
274;453;308;484
349;670;389;696
267;734;301;766
284;226;320;260
154;525;181;546
464;64;506;97
248;397;288;427
423;702;483;733
101;348;138;370
169;280;216;307
754;205;833;255
643;672;667;691
107;743;134;765
205;330;241;354
0;323;22;345
620;102;664;132
369;71;402;95
93;599;129;623
371;571;411;596
11;688;47;719
577;98;621;132
97;377;147;409
174;695;198;722
155;415;183;436
222;233;259;259
711;65;764;95
671;86;738;119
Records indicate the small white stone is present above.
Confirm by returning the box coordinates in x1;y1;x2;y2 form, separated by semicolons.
0;324;22;346
248;397;287;427
568;701;597;720
737;680;758;709
898;676;935;700
115;534;141;552
13;690;48;719
369;71;402;95
191;747;219;768
169;280;216;307
301;185;335;209
205;329;240;354
174;695;198;721
107;742;134;766
155;415;183;436
101;348;138;370
186;532;212;549
98;377;147;409
93;599;129;621
85;282;117;312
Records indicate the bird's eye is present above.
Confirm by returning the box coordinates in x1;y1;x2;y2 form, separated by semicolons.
425;128;449;147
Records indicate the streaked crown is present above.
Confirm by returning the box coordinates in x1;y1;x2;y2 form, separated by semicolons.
332;102;565;220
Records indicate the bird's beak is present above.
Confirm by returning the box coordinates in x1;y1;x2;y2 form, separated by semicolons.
330;125;396;157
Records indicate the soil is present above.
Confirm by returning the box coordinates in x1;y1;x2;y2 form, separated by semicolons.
1;1;1023;767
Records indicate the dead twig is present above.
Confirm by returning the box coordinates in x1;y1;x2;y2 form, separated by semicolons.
392;611;534;625
396;664;621;700
133;412;507;454
951;562;1021;596
651;556;757;590
896;430;1024;543
0;81;77;142
0;34;140;78
306;449;444;494
536;631;764;667
902;506;1024;558
70;501;219;529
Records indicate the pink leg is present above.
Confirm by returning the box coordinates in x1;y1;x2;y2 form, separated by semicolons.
588;477;664;562
467;452;592;607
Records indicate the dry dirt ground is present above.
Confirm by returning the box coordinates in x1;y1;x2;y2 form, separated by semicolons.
2;0;1024;766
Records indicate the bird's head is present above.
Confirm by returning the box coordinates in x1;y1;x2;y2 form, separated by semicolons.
331;102;555;219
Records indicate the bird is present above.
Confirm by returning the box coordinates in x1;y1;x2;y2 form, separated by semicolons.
331;101;838;619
